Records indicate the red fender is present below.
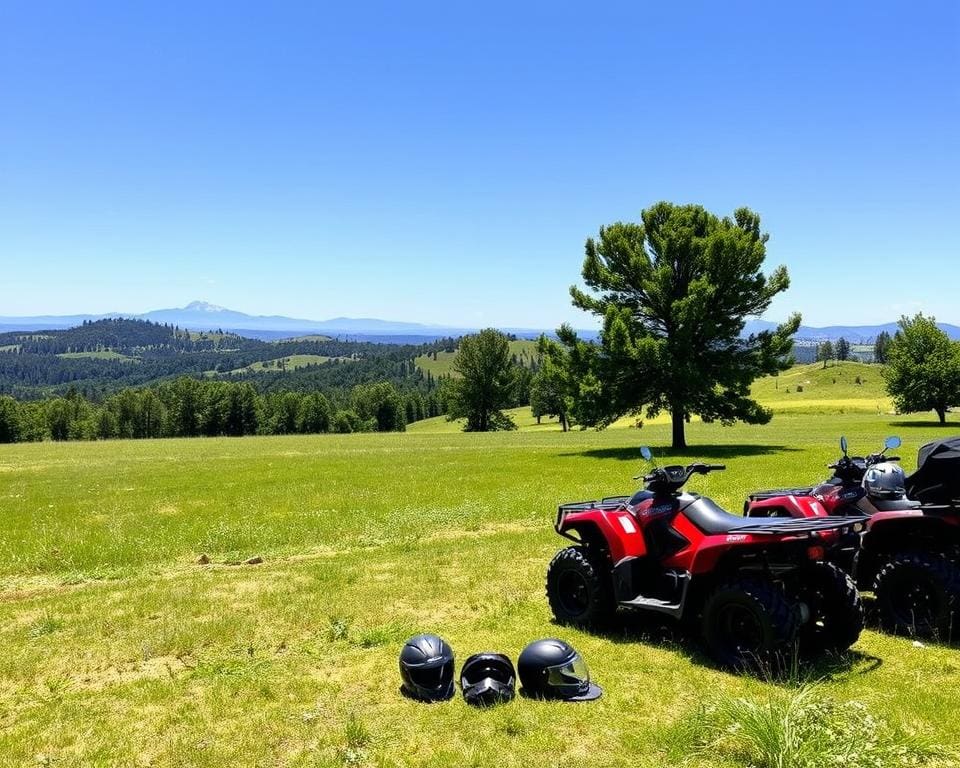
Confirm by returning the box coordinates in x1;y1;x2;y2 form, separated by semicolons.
558;508;647;562
748;494;829;519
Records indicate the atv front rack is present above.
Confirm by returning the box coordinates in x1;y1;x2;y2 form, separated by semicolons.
558;497;630;513
556;497;867;539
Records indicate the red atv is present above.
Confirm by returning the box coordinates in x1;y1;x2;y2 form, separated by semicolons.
745;436;960;636
546;448;867;670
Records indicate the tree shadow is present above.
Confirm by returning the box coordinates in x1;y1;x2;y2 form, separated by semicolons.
887;421;960;429
562;444;802;462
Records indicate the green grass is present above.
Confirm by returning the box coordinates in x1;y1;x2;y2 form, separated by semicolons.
227;354;353;374
56;350;139;362
415;339;540;378
2;412;960;766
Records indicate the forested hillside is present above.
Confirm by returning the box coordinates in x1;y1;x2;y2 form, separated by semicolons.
0;318;458;400
0;319;541;443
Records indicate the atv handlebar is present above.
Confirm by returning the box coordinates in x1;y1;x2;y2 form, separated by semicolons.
641;462;726;492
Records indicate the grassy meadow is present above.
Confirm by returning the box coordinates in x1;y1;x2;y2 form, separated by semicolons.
2;372;960;766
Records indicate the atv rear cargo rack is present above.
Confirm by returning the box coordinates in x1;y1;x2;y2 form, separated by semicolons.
747;487;815;501
729;516;868;536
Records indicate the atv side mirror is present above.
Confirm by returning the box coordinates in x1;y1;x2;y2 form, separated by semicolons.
640;446;653;462
840;436;848;455
885;436;901;450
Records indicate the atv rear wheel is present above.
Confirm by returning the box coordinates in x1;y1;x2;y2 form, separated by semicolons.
701;577;799;673
874;551;960;638
546;546;615;628
789;562;863;655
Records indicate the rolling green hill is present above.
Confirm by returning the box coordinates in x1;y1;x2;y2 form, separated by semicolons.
415;338;540;378
750;361;890;414
226;354;354;374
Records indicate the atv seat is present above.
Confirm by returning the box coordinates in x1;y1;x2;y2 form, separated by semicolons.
684;497;813;535
871;498;922;512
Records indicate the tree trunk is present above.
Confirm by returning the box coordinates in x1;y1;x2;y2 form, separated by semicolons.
937;407;947;424
671;409;686;450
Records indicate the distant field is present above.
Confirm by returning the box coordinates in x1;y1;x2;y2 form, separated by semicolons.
410;362;892;434
750;361;890;414
227;354;353;374
56;350;139;362
0;344;21;353
415;339;540;378
1;414;959;766
280;334;333;343
408;406;664;433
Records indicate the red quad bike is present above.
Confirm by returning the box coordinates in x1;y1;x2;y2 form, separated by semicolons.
745;436;960;637
546;448;867;671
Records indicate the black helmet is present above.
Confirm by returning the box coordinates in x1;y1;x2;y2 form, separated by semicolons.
517;638;602;701
459;653;516;707
399;634;455;702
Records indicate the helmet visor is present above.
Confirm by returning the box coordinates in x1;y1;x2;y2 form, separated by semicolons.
545;656;592;696
408;662;453;694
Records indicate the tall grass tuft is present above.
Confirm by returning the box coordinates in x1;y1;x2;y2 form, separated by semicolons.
674;684;950;768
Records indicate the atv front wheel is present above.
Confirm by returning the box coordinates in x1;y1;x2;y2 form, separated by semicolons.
546;546;615;628
789;562;863;655
701;578;799;673
874;552;960;638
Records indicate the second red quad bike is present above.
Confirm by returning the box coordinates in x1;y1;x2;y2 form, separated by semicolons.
546;448;867;670
745;436;960;636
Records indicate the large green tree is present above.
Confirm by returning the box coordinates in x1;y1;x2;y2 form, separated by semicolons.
836;337;850;362
884;314;960;424
818;340;835;369
560;202;799;449
874;331;892;364
531;336;575;431
446;329;519;431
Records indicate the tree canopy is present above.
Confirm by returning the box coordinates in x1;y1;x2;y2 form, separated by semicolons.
874;331;892;364
818;340;835;368
530;337;574;431
446;329;519;431
884;314;960;424
557;202;799;448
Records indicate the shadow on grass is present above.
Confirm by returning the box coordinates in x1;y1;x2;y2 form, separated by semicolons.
887;420;960;429
562;444;803;462
862;596;960;648
558;611;882;683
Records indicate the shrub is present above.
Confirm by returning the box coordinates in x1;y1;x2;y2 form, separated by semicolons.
672;685;949;768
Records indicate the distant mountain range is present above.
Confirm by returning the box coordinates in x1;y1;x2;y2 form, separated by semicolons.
743;319;960;343
0;301;458;340
1;301;958;342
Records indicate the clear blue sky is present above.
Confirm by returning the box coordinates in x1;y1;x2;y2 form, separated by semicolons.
1;1;957;328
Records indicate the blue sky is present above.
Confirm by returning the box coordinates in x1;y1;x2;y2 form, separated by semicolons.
1;1;957;328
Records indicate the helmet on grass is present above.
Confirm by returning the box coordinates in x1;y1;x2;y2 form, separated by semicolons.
517;638;601;701
863;462;908;500
459;652;516;707
399;634;455;702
